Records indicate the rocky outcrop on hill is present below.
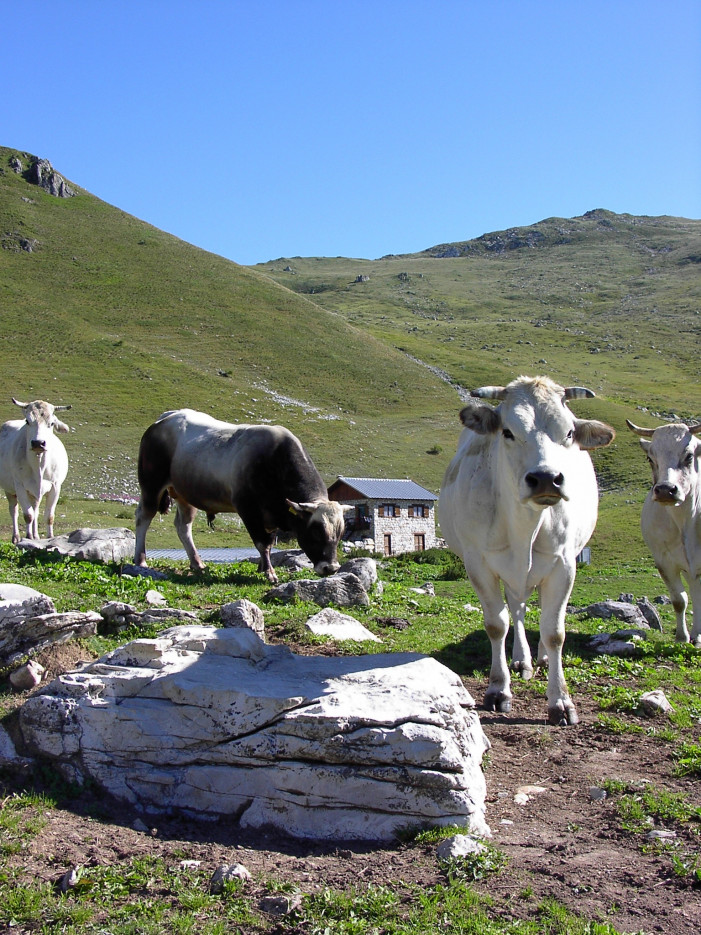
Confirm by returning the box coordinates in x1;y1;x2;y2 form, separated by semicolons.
27;158;75;197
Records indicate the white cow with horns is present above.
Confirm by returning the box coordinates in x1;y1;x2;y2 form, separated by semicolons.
439;376;615;726
627;418;701;646
0;398;71;543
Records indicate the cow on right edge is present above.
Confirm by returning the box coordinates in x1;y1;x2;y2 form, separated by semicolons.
627;418;701;646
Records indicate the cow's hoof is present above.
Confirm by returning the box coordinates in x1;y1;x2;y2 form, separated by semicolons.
484;691;512;714
547;702;579;727
512;660;534;681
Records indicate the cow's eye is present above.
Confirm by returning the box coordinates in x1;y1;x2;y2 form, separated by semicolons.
565;429;574;443
683;452;694;467
502;428;514;440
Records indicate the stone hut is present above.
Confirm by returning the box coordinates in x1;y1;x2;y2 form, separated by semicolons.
328;476;438;556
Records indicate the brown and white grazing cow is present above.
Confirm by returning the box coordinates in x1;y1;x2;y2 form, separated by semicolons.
0;398;71;543
134;408;350;583
439;376;615;726
627;418;701;646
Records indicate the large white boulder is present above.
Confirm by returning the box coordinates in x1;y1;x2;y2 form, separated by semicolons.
17;527;135;563
19;626;490;842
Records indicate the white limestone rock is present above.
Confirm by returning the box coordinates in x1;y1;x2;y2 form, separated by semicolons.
17;527;135;563
19;625;490;842
306;608;381;643
220;599;265;638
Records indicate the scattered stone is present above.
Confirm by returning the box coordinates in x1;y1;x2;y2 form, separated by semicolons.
464;604;481;613
210;863;252;893
0;724;19;761
59;867;80;892
409;582;435;596
436;834;487;860
259;893;303;915
580;601;648;626
589;631;642;657
515;784;547;797
375;616;410;630
636;597;663;631
20;625;490;841
654;595;672;605
646;829;677;841
145;590;167;606
306;607;381;642
220;599;265;638
17;528;135;564
179;860;201;871
337;557;378;591
99;602;197;632
0;585;100;666
589;787;607;802
9;660;45;691
121;564;169;580
513;792;530;806
264;572;370;608
638;689;675;717
270;549;314;573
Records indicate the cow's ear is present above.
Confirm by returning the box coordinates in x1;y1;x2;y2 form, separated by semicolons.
54;419;70;434
286;498;320;515
573;419;615;450
639;439;652;456
459;400;501;435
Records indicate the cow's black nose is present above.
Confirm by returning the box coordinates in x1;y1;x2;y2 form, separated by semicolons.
525;471;564;495
654;482;679;502
31;441;46;451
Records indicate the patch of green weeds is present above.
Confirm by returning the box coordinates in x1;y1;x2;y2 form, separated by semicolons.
601;780;701;834
673;741;701;777
0;790;54;856
439;844;508;883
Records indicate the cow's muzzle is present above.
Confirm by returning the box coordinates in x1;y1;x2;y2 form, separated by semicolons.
315;560;340;577
525;470;568;504
653;483;682;505
30;440;46;452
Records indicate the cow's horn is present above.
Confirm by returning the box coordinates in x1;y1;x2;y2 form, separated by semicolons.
564;387;595;399
688;422;701;436
471;386;506;399
11;397;29;408
626;419;655;438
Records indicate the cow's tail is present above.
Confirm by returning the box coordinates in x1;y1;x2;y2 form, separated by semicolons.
158;490;172;515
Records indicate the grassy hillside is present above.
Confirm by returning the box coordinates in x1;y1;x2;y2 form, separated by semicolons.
0;147;462;499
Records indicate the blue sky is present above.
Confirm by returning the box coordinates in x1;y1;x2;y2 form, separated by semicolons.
4;1;700;265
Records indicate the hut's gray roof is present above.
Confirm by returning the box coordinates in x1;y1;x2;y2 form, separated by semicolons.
333;477;437;501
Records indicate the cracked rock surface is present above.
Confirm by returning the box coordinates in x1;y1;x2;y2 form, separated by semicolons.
19;625;489;841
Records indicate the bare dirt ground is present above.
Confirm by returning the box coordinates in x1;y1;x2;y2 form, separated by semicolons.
5;641;701;935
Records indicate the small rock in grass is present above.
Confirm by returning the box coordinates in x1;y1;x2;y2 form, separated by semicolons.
210;863;252;893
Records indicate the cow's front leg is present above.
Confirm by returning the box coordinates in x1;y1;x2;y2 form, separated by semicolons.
657;563;690;643
505;588;533;680
173;499;206;572
687;570;701;648
539;562;578;726
6;493;20;544
44;484;61;539
238;507;278;583
15;488;38;540
134;499;155;566
468;563;512;713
